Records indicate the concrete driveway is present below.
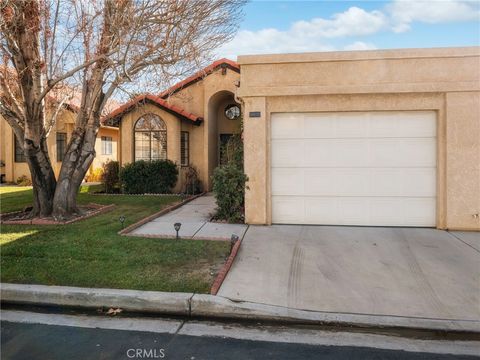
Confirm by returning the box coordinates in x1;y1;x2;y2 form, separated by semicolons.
218;226;480;322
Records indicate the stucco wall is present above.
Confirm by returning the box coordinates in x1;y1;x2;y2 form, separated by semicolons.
119;103;202;192
0;109;118;183
161;67;240;190
239;47;480;231
91;127;119;170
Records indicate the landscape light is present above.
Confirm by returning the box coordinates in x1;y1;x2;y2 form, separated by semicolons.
174;222;182;239
119;215;126;229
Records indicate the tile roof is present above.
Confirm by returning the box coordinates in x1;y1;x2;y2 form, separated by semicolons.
158;58;240;98
102;94;203;125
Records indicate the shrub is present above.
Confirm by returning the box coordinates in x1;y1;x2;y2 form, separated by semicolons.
120;159;178;194
212;164;248;223
101;160;120;193
85;167;103;182
212;134;248;223
182;166;202;195
16;175;32;186
219;134;243;168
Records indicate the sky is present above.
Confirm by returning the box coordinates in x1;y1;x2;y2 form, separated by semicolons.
218;0;480;59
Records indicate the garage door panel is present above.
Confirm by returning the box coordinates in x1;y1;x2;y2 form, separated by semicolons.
299;111;436;139
271;139;305;167
304;139;370;167
271;111;437;227
271;113;304;139
369;111;436;138
274;168;435;197
273;196;436;226
272;168;305;195
271;196;305;223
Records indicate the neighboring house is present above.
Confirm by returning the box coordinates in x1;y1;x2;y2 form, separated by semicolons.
104;59;241;193
239;46;480;231
0;107;118;184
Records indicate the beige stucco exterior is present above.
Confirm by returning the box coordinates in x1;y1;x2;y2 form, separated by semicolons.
0;109;118;183
239;47;480;231
117;66;241;192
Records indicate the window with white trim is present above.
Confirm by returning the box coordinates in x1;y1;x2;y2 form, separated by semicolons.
101;136;113;155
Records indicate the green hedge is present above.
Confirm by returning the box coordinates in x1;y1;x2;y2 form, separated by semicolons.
101;160;120;193
212;134;248;223
120;160;178;194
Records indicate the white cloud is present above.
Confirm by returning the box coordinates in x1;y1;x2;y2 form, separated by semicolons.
291;7;388;38
388;0;480;32
218;6;385;58
343;41;378;51
218;1;479;58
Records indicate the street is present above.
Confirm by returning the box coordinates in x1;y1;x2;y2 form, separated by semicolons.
1;310;478;360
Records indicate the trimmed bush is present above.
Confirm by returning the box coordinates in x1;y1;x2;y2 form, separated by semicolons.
212;164;248;223
101;160;120;193
212;134;248;223
120;160;178;194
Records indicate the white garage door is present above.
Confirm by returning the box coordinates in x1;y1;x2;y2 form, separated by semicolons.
271;111;437;227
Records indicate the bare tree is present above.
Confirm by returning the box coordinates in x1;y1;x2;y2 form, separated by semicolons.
0;0;245;218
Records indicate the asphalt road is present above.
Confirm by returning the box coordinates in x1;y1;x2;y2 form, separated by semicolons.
2;321;478;360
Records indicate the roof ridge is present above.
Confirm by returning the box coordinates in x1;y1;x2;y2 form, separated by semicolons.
103;93;203;125
158;58;239;98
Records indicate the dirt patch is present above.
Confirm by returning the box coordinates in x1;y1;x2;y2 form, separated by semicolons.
0;203;115;225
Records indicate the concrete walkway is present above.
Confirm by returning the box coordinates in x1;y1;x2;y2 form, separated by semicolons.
130;194;248;240
218;225;480;322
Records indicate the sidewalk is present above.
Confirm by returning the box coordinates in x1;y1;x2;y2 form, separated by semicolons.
128;194;248;240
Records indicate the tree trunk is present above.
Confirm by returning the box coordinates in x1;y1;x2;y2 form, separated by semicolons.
24;136;57;217
52;126;97;219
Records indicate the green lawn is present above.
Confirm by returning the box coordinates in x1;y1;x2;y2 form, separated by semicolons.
0;185;230;293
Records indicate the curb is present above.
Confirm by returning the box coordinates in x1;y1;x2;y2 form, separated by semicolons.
1;283;190;315
118;193;205;235
210;237;243;295
2;283;479;335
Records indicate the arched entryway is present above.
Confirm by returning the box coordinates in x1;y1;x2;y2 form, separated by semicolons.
206;90;241;188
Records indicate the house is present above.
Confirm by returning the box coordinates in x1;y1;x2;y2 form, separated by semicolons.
0;106;118;184
103;59;241;193
238;46;480;231
107;47;478;231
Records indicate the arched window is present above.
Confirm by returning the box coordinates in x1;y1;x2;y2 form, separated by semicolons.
134;114;167;161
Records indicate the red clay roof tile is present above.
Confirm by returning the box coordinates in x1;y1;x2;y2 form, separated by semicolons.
158;58;240;98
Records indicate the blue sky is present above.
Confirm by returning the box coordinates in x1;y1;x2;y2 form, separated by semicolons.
219;0;480;59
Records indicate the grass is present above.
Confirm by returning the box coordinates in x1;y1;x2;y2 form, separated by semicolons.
0;185;230;293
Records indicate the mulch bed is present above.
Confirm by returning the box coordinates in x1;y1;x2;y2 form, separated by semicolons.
0;203;115;225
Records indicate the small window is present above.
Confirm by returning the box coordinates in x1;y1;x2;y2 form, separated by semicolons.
225;104;240;120
101;136;113;155
180;131;189;167
56;132;67;162
14;135;26;163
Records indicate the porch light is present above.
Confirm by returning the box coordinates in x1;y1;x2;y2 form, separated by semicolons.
230;234;239;253
119;215;126;229
174;222;181;239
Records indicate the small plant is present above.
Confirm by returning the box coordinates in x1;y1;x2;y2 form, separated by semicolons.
16;175;32;186
183;166;202;195
212;134;248;223
102;160;120;193
85;167;103;182
120;159;178;194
